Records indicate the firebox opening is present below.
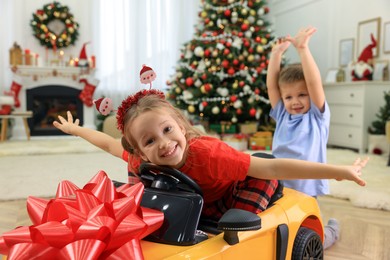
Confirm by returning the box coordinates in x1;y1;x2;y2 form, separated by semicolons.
26;85;84;136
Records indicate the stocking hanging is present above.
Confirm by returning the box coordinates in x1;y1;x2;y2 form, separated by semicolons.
4;77;22;108
79;75;100;107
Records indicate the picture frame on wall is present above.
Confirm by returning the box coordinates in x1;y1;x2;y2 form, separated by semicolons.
339;38;354;67
357;17;381;58
384;22;390;54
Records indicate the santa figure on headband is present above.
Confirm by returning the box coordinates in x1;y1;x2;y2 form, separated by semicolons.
351;33;376;81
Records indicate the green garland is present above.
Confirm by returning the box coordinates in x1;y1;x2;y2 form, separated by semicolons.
30;1;79;49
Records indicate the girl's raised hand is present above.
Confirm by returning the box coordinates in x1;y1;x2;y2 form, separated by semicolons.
53;110;80;135
337;157;369;186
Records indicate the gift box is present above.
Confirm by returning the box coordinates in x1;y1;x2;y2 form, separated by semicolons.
222;133;248;151
239;122;258;134
249;131;273;150
209;122;237;134
0;171;164;260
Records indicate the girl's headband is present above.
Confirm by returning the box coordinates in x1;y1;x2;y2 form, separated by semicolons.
115;65;165;133
116;89;165;133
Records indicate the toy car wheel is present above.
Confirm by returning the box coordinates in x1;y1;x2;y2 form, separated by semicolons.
292;227;323;260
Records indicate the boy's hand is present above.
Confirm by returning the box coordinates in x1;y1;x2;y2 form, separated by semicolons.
53;111;80;135
286;26;317;50
272;37;291;55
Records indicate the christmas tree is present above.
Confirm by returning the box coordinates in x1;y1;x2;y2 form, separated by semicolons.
369;91;390;135
167;0;276;131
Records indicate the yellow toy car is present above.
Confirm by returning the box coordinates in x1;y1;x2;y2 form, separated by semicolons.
138;161;324;260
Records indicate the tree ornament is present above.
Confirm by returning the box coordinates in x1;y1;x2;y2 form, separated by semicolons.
30;2;79;49
249;108;256;117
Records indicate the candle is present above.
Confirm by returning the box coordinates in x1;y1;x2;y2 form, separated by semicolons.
24;49;31;65
91;55;96;68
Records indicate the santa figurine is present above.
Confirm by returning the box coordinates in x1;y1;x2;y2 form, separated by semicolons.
93;97;113;116
351;33;376;81
139;64;156;89
78;42;90;68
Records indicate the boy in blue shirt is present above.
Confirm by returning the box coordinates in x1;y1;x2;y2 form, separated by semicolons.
267;26;338;249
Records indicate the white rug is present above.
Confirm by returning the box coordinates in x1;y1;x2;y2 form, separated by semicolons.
0;138;389;211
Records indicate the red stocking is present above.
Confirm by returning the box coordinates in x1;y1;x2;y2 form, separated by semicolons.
79;76;100;107
4;80;22;108
0;96;14;115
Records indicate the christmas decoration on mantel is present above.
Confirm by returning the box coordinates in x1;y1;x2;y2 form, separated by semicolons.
30;1;79;49
167;0;276;128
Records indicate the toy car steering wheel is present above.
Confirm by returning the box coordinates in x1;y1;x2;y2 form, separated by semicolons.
139;163;203;196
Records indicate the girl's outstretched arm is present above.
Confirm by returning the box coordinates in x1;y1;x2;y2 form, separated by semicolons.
247;156;368;186
53;111;124;158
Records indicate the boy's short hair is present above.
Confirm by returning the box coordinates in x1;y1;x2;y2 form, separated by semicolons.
278;63;304;85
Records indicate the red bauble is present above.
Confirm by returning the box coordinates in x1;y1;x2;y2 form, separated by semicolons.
241;24;249;31
249;108;256;117
204;49;211;57
225;41;232;48
233;59;239;65
230;95;238;102
222;60;230;68
254;88;260;94
204;83;212;92
227;68;235;75
255;37;261;43
224;9;231;17
236;108;242;115
201;73;207;80
222;107;228;113
202;101;208;107
185;77;194;86
239;81;245;87
223;48;230;55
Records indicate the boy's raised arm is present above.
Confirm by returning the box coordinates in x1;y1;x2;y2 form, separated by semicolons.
266;39;290;108
287;26;325;111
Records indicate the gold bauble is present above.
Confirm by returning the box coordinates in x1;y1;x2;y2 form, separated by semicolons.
247;54;254;62
188;105;195;113
175;87;182;94
256;45;264;53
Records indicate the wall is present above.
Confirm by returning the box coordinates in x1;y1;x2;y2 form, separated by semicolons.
268;0;390;81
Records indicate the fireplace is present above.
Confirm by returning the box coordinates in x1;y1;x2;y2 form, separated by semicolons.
10;66;96;139
26;85;84;136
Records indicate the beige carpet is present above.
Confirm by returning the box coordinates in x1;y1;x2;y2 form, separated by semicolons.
0;138;389;211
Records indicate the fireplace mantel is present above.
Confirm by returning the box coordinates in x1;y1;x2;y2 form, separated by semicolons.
11;65;96;139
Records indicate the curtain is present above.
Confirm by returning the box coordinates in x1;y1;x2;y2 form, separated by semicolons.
92;0;200;106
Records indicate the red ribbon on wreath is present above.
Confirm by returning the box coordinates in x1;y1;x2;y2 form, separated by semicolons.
0;171;164;259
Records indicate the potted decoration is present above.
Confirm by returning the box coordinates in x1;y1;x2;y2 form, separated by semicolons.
368;91;390;155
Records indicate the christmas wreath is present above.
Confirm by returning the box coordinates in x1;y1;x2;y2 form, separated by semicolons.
30;1;79;49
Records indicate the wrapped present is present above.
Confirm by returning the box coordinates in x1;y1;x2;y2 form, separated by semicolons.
239;122;258;134
222;133;248;151
209;122;237;134
0;171;164;260
249;131;273;150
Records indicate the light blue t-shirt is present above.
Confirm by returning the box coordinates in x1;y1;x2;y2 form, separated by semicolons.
270;100;330;196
